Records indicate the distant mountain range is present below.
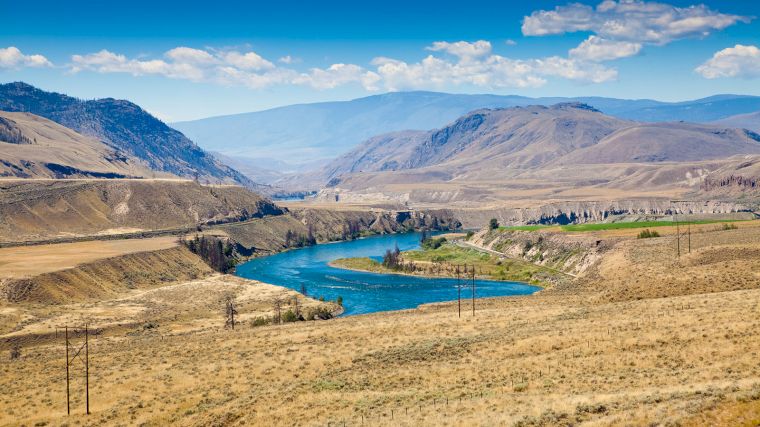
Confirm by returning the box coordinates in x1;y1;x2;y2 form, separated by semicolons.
173;91;760;171
0;82;253;186
307;103;760;205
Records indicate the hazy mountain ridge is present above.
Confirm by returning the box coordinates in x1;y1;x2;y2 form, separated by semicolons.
0;82;253;186
173;91;760;171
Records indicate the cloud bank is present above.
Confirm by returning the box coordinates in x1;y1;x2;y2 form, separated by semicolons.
67;41;617;92
696;44;760;79
0;47;52;69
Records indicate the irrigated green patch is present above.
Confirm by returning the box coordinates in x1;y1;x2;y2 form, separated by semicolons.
498;225;553;232
499;220;745;233
559;219;743;232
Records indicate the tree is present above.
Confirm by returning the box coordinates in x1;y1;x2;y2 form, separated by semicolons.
489;218;500;230
224;296;238;330
272;298;283;325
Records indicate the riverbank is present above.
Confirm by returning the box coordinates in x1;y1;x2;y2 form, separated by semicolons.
328;242;570;287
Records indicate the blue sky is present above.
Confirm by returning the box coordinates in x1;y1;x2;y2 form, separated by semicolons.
1;0;760;121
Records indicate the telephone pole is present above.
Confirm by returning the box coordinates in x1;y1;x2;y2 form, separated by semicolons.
62;324;90;416
65;326;70;416
471;264;476;317
456;265;461;318
85;324;89;415
688;222;691;253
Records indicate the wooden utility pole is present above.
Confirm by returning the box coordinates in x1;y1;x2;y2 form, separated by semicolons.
456;265;461;318
471;264;476;317
65;326;70;416
675;210;680;257
688;222;691;253
63;324;90;416
85;324;89;415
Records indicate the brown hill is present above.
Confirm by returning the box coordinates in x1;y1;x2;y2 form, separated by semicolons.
556;123;760;165
0;180;282;242
712;111;760;132
324;103;631;180
0;111;161;179
0;82;254;186
313;104;760;206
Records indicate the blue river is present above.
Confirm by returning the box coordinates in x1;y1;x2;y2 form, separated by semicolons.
235;232;540;316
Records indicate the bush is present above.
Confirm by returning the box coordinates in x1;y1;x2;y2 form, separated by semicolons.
465;231;474;239
722;223;738;230
336;296;343;306
250;317;271;327
489;218;499;230
421;236;447;250
637;229;660;239
308;306;334;320
282;309;298;323
9;346;20;360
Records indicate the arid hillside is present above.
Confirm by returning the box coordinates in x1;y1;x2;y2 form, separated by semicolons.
0;111;160;179
0;180;282;242
306;104;760;207
0;82;253;186
2;223;760;426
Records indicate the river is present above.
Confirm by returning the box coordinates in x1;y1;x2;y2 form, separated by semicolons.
235;232;540;316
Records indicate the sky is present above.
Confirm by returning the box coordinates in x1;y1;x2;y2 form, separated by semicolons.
1;0;760;121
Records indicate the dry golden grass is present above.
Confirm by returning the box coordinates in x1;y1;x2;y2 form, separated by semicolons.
1;226;760;426
0;236;178;279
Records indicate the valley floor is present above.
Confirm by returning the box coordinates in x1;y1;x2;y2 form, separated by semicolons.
2;222;760;426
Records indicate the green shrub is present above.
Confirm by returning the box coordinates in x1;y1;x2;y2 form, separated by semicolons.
282;309;299;323
336;296;343;306
465;231;475;239
637;229;660;239
489;218;499;230
722;223;738;230
250;317;270;327
421;236;447;250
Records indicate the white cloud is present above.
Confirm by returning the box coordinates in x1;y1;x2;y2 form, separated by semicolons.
569;35;642;61
67;39;622;92
278;55;300;64
165;47;216;65
0;46;52;69
368;41;617;91
427;40;492;59
696;44;760;79
295;63;381;90
222;51;274;70
523;1;750;44
505;39;517;46
71;50;206;81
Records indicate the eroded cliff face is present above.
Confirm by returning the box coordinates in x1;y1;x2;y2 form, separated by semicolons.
470;228;613;277
211;208;462;256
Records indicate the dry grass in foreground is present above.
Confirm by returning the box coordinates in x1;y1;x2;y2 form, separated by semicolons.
0;236;179;279
1;225;760;426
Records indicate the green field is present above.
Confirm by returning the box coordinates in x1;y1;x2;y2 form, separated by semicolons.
331;244;566;286
498;219;743;233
